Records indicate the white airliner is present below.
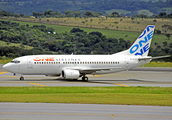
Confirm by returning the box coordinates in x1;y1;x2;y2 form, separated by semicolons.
2;25;169;81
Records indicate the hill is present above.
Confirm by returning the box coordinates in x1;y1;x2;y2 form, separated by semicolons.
0;18;172;62
0;0;171;16
4;17;172;35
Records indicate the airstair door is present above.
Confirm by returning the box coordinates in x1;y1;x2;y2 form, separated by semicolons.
27;59;33;68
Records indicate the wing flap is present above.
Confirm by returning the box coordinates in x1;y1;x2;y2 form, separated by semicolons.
80;67;124;71
78;67;125;74
66;67;125;74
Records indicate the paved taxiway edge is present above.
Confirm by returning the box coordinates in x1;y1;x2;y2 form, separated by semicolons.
0;64;172;87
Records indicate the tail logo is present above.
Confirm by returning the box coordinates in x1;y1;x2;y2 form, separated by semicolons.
129;25;155;56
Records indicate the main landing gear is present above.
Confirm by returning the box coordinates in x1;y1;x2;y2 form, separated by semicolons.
20;76;24;81
82;76;88;82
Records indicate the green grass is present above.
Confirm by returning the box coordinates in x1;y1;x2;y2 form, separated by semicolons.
0;18;170;44
16;20;74;33
142;62;172;67
0;40;33;49
79;28;170;44
0;60;12;64
0;19;74;33
0;86;171;106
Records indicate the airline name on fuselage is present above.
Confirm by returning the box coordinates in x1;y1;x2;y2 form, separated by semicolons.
130;25;154;56
34;57;81;62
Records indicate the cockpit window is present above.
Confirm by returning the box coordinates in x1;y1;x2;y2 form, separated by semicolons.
10;61;15;63
15;61;20;63
10;60;20;63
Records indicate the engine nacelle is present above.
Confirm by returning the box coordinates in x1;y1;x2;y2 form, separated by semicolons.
62;69;80;79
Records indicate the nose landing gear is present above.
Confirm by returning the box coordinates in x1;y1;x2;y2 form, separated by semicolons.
20;76;24;81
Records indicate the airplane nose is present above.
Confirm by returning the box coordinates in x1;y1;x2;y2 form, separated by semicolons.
2;64;10;71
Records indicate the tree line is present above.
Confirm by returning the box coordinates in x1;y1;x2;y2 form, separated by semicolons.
0;20;172;61
0;10;172;19
0;0;171;16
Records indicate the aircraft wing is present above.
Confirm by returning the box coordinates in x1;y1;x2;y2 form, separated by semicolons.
71;67;125;74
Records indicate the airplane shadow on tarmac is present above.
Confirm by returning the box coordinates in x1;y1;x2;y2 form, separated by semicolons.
3;77;161;85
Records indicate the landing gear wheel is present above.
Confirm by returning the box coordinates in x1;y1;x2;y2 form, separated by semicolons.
20;76;24;81
85;77;88;82
82;76;88;82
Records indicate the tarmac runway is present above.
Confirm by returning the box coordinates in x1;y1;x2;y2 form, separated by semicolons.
1;103;172;120
0;64;172;87
1;65;172;120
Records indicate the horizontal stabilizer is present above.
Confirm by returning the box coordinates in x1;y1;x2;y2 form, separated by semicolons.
138;57;152;61
138;55;170;61
151;55;171;59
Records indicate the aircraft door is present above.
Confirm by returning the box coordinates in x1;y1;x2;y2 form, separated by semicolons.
125;58;129;70
27;59;33;68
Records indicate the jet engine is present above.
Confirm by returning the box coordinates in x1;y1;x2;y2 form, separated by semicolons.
62;69;80;79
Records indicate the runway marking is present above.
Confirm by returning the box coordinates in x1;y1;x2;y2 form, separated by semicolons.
0;112;172;118
95;75;99;77
0;72;8;74
88;75;100;77
29;83;47;86
113;83;130;87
